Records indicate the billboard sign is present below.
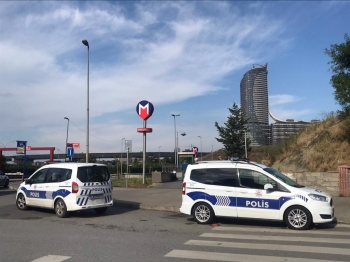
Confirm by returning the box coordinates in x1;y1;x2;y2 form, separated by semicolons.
16;141;27;154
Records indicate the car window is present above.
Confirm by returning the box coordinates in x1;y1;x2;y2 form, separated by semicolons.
46;168;72;183
239;169;277;189
46;168;63;183
190;169;207;184
77;166;110;182
206;168;237;187
30;169;48;184
61;169;72;182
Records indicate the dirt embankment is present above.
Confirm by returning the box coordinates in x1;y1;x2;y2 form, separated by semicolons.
207;115;350;172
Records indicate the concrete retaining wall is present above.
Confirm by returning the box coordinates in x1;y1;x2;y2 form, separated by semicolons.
152;172;176;183
283;171;339;196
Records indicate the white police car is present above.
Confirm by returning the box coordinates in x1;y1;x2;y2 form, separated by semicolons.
16;163;113;218
180;160;334;230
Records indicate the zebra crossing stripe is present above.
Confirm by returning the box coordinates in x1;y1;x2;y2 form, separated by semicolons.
200;233;348;244
30;255;71;262
185;239;350;256
165;250;343;262
212;226;350;236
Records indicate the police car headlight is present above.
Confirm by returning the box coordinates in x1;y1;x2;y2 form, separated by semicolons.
308;194;328;202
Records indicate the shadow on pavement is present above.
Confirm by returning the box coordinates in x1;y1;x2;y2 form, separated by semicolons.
184;216;339;230
151;180;183;189
0;190;16;197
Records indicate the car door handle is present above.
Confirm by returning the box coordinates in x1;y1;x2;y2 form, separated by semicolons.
238;191;248;194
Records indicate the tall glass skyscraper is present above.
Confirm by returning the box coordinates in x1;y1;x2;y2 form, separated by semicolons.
240;63;270;146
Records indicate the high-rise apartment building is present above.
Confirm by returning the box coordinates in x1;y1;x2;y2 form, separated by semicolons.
240;63;270;146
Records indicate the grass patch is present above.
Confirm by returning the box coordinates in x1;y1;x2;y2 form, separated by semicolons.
112;176;153;188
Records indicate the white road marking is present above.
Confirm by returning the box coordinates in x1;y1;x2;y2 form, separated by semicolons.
185;239;350;255
200;232;349;243
165;249;348;262
212;226;350;236
30;255;71;262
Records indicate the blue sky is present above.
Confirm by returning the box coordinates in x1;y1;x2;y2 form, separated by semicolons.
0;1;349;156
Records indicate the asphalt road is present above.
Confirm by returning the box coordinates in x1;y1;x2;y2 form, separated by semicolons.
1;188;350;262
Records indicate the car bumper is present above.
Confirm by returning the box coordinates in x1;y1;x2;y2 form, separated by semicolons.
65;198;113;211
180;198;192;215
310;205;334;223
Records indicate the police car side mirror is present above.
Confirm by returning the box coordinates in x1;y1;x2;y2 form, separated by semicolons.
264;184;274;190
25;179;31;185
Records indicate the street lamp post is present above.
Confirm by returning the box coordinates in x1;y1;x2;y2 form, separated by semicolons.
198;136;202;160
82;39;89;163
171;114;180;167
177;130;186;155
64;117;69;162
121;138;125;175
158;146;161;161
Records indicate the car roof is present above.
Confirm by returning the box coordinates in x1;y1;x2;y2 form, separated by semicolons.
41;163;107;168
191;160;266;170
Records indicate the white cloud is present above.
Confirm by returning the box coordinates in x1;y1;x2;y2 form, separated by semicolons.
0;1;291;152
269;94;302;106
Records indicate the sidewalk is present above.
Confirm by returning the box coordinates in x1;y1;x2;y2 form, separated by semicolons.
8;180;350;224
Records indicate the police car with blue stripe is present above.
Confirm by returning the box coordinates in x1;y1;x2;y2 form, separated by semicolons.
180;159;334;230
16;163;113;218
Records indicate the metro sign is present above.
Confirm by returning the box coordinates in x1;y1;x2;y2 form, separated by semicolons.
136;100;154;120
192;147;198;154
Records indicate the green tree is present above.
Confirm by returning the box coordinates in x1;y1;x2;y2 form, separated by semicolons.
215;102;251;158
325;34;350;113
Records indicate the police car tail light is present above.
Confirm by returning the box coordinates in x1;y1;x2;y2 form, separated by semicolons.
182;182;186;195
72;181;79;193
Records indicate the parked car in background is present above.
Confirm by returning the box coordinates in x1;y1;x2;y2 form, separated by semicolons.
0;171;9;188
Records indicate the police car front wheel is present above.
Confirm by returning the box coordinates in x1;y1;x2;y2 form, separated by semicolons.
284;206;312;230
193;202;215;224
16;193;28;210
55;199;69;218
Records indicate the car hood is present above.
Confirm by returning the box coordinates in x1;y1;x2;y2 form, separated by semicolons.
294;186;331;197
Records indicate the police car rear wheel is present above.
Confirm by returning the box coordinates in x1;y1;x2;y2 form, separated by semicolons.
55;199;68;218
193;202;215;224
16;194;28;210
284;206;312;230
94;207;108;215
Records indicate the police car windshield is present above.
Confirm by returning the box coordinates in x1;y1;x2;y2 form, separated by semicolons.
263;167;304;188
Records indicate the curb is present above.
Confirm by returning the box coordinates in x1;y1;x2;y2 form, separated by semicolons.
112;200;181;213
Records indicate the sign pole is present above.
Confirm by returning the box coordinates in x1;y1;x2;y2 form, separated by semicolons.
136;100;154;185
143;120;146;184
126;147;129;188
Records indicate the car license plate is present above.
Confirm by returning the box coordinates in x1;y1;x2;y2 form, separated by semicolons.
90;194;104;199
